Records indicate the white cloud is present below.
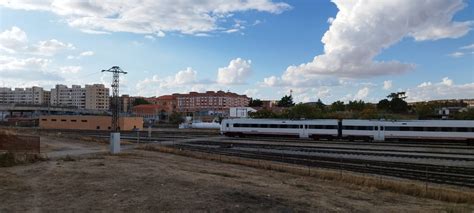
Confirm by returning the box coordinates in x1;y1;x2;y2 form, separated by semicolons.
0;26;75;56
174;67;198;84
383;80;393;90
80;51;94;56
406;77;474;102
449;51;465;57
460;43;474;50
144;35;156;41
30;39;75;56
0;26;28;53
0;55;62;81
354;87;369;100
0;0;291;35
59;66;82;74
264;0;471;87
217;58;252;85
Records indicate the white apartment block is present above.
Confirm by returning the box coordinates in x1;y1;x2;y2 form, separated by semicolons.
50;84;110;110
0;86;48;105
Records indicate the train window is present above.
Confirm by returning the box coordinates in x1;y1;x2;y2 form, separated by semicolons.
234;124;240;127
226;124;229;127
427;127;437;131
269;124;278;128
290;125;299;128
250;124;259;128
399;127;410;131
380;126;384;131
385;126;399;131
260;124;268;128
413;127;424;131
374;126;378;130
441;127;453;132
279;125;288;128
456;127;468;132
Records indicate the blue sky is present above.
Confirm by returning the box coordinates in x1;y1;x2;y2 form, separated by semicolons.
0;0;473;103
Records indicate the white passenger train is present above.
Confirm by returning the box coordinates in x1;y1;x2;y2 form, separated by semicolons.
220;118;474;142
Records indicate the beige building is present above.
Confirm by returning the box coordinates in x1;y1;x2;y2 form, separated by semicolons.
50;84;109;110
39;115;143;131
85;84;110;110
0;86;48;105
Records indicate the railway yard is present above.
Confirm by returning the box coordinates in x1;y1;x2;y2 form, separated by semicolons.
1;128;474;211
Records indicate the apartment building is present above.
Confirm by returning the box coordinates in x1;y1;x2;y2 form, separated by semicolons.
175;91;250;116
85;84;110;110
50;84;109;110
0;86;48;105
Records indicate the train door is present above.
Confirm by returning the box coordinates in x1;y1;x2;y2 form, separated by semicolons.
299;124;309;138
374;124;385;141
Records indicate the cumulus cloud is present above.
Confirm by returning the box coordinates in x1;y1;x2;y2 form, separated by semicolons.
264;0;471;87
406;77;474;102
354;87;369;100
0;26;28;53
217;58;252;85
0;0;291;35
383;80;393;90
29;39;75;56
0;26;75;56
0;55;62;81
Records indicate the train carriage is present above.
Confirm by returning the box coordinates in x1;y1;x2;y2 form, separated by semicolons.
221;118;474;143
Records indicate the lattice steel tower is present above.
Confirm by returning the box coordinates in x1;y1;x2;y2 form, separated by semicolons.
102;66;127;132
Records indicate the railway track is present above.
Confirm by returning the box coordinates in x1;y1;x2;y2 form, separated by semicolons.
223;136;474;149
189;141;474;159
171;144;474;187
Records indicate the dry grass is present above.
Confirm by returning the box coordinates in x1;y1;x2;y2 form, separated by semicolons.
141;145;474;204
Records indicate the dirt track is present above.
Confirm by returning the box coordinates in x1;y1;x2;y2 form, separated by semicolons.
1;147;472;212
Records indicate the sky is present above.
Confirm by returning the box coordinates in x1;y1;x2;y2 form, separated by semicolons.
0;0;473;104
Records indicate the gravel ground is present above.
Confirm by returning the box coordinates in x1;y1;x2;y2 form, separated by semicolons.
1;148;473;212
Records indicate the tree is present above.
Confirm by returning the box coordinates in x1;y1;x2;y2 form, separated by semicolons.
384;91;408;113
277;95;295;107
249;109;278;118
132;98;151;106
347;100;366;111
286;104;322;119
390;97;408;113
359;107;379;119
314;99;326;111
330;101;345;112
454;108;474;120
377;99;390;111
414;103;435;119
169;112;184;124
248;98;263;107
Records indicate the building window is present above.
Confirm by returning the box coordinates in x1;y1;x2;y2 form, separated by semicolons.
81;120;87;122
71;120;77;122
61;119;67;122
52;119;57;121
96;126;100;130
41;119;47;121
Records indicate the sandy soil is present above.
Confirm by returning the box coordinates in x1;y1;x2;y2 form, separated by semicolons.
1;147;472;212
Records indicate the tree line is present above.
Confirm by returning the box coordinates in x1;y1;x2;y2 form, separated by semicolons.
248;92;474;120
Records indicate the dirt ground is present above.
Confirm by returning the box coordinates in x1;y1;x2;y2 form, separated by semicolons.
1;142;473;212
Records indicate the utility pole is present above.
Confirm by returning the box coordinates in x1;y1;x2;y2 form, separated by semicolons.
102;66;127;154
